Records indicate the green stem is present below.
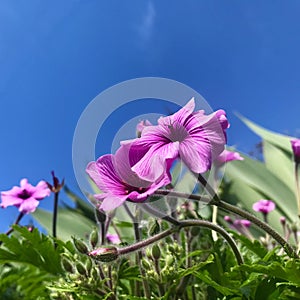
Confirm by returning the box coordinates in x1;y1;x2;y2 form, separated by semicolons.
141;203;181;225
154;189;298;258
52;191;59;238
124;204;151;299
0;212;25;246
5;212;24;236
118;220;243;265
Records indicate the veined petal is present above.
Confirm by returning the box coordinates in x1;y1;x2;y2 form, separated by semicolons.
131;142;179;182
158;98;195;127
179;137;212;173
86;156;125;194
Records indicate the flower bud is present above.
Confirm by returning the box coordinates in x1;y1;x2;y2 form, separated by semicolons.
89;246;118;262
91;267;99;281
62;258;74;273
141;258;151;269
86;257;93;274
95;209;106;223
73;238;89;254
76;262;87;276
152;244;161;260
148;220;160;236
165;254;174;266
280;216;286;225
89;228;99;248
291;223;298;233
291;139;300;164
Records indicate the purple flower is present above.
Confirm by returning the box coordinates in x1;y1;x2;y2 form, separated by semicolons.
291;139;300;163
86;144;170;211
252;199;276;214
215;149;244;167
106;233;121;244
1;179;51;214
124;98;229;181
234;219;251;228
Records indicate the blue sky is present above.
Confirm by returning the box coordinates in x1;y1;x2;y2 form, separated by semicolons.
1;1;300;232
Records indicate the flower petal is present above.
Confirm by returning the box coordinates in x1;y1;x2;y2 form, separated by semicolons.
131;142;179;182
18;197;40;214
99;194;128;211
32;181;51;199
86;156;125;194
0;191;23;208
179;137;212;173
158;97;195;127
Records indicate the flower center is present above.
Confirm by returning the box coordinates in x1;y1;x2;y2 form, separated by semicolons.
18;189;32;200
167;122;188;142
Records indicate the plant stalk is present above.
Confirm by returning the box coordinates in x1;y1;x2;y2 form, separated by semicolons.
154;189;298;258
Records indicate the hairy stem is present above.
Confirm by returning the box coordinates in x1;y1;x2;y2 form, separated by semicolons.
141;203;181;225
154;189;298;258
118;220;243;265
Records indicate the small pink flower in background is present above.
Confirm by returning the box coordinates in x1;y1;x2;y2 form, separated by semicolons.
224;215;233;223
1;179;51;214
125;98;229;181
252;199;275;214
215;149;244;167
136;120;152;137
106;233;121;244
234;219;251;228
291;139;300;163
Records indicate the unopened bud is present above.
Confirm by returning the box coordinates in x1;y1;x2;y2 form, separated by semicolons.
141;258;151;269
280;216;286;225
76;262;87;276
224;216;233;224
73;238;89;254
291;223;298;233
62;258;74;273
165;254;174;266
95;209;106;223
152;244;161;260
86;257;93;273
89;246;118;262
149;220;160;236
89;229;99;248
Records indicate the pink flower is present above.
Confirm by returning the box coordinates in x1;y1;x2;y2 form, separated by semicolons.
291;139;300;163
124;98;229;181
215;149;244;167
106;233;121;244
136;120;152;137
86;144;170;211
234;219;251;228
252;199;276;214
1;179;51;214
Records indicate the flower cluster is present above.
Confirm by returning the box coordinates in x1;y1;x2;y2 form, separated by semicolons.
87;98;229;211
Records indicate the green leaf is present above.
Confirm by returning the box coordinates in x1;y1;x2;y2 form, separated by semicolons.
237;114;293;153
64;185;96;221
263;140;295;192
193;270;238;296
224;153;297;225
32;208;96;241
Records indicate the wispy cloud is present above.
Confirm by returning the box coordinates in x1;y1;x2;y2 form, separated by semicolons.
138;1;156;44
